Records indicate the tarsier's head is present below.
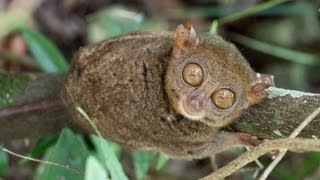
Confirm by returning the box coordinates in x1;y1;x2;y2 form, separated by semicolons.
165;21;272;127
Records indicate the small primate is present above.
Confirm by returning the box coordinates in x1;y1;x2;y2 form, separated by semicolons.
62;21;271;159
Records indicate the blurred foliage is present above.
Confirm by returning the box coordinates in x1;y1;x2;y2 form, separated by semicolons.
1;0;320;179
0;10;31;34
85;156;109;180
77;106;162;179
0;147;8;176
251;1;320;46
178;0;295;18
90;135;128;180
35;128;89;180
301;152;320;177
87;6;144;42
18;26;69;73
31;128;159;180
217;0;290;25
19;136;58;164
132;151;157;180
0;71;30;108
106;140;123;159
209;20;219;34
274;152;320;179
266;63;308;91
156;154;170;171
228;32;320;66
87;5;169;43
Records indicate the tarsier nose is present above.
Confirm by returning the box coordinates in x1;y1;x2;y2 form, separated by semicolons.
189;96;204;111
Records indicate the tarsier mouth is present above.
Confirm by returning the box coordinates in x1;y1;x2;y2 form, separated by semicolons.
181;97;207;120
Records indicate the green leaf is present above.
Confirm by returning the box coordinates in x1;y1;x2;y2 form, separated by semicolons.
132;151;157;180
18;26;69;73
297;152;320;177
35;128;89;180
85;156;109;180
107;141;122;159
91;135;128;180
209;20;219;34
155;154;169;171
0;147;8;176
274;152;320;178
274;167;299;180
20;136;58;164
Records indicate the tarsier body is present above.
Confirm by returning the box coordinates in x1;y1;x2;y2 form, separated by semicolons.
62;22;269;159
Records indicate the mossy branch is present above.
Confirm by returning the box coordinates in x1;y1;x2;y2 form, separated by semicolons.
0;72;70;141
232;87;320;139
0;73;320;142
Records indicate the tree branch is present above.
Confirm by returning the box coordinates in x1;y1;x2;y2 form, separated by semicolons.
232;87;320;139
200;138;320;180
0;49;41;70
0;72;71;142
0;73;320;142
258;105;320;179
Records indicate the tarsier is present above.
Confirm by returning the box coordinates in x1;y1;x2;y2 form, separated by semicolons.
62;21;271;159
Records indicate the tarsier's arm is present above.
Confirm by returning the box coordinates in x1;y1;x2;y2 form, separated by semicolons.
186;131;262;159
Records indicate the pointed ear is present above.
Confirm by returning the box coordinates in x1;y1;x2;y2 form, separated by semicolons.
173;19;199;52
247;73;274;105
256;73;275;87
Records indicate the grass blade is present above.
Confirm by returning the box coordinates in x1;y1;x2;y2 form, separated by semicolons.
228;32;320;66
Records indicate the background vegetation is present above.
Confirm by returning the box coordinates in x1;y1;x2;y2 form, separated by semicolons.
0;0;320;179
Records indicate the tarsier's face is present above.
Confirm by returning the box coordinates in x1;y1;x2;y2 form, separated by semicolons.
165;21;270;127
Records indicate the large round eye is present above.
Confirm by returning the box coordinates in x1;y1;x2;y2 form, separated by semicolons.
182;63;204;87
211;88;235;109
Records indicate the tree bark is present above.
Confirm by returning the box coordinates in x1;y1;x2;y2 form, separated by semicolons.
0;73;319;142
232;87;320;139
0;73;70;141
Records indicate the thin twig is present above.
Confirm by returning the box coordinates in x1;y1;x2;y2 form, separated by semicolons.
0;48;41;70
259;106;320;180
201;106;320;179
245;146;264;173
0;98;63;117
200;138;320;180
0;146;83;176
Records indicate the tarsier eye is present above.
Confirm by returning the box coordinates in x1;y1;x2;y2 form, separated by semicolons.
182;63;204;87
211;88;235;109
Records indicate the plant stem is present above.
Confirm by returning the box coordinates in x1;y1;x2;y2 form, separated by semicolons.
0;48;41;70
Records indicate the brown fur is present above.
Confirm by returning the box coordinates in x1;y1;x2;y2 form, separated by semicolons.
62;25;268;159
